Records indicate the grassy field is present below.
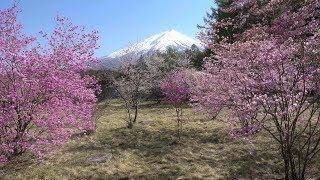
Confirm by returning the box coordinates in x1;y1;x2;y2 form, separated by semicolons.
1;99;319;179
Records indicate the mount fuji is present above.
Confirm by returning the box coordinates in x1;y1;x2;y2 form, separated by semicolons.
99;30;204;67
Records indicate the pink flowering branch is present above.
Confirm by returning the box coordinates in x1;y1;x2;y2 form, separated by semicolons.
196;0;320;179
161;70;191;143
0;6;100;162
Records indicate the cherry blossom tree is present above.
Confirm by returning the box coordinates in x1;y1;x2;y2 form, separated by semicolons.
109;47;153;128
160;70;191;143
196;0;320;179
0;6;100;162
109;45;192;128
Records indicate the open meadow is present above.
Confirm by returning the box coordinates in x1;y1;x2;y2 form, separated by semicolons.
1;99;319;179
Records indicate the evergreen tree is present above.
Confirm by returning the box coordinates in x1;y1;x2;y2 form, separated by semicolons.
160;47;190;71
185;44;211;70
198;0;238;43
198;0;273;43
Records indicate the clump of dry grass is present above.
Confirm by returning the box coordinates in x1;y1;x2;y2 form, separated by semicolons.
1;99;319;179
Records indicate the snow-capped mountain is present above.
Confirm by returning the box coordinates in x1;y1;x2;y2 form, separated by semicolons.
100;30;203;67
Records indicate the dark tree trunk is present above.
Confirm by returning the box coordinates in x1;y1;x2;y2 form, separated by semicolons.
133;104;138;123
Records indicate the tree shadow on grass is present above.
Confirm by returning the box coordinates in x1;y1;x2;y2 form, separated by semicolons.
63;125;193;179
179;126;283;179
65;121;284;179
69;126;177;156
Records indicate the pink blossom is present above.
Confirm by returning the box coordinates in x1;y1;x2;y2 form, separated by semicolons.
0;6;100;162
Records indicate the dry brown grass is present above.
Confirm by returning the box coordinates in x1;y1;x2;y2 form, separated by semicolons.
1;99;319;179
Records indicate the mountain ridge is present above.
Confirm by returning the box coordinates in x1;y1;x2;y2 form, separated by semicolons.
100;30;204;67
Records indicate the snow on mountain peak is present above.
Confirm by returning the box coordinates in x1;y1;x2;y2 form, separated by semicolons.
104;30;204;59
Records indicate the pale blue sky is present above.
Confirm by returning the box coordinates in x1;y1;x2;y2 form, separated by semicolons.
0;1;214;57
